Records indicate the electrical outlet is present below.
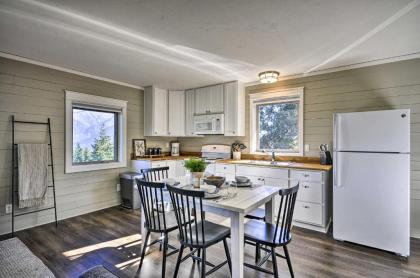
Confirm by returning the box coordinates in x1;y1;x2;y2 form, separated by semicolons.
116;183;121;192
305;144;310;152
5;204;12;214
165;142;170;148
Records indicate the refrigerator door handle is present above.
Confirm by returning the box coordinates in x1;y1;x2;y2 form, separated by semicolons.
333;151;341;187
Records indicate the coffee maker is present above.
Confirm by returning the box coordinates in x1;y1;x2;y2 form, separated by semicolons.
171;142;180;157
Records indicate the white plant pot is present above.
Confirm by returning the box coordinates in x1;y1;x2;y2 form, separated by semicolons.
191;172;204;188
232;151;241;160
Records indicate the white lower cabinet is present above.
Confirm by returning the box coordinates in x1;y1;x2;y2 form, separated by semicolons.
294;201;323;226
132;159;186;179
290;169;331;233
222;163;332;233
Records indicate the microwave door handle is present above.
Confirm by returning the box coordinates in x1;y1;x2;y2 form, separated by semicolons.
212;118;218;133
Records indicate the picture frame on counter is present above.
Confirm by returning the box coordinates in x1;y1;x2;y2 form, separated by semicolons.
133;139;146;157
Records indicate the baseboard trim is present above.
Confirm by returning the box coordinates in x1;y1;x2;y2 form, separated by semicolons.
411;229;420;239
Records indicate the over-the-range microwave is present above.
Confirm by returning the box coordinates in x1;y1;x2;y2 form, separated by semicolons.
193;113;224;135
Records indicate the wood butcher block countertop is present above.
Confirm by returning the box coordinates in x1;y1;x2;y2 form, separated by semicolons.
216;159;333;171
132;155;196;161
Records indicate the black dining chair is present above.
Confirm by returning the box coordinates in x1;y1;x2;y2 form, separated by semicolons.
245;208;266;263
141;166;169;182
167;184;232;278
244;184;299;278
136;179;181;278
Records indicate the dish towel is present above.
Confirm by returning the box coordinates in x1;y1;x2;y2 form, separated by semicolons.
18;143;49;208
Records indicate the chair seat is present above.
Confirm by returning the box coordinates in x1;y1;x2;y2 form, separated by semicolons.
244;220;291;246
245;208;265;220
182;220;230;247
149;211;179;232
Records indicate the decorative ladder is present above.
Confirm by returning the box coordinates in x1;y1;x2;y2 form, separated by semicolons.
11;115;58;236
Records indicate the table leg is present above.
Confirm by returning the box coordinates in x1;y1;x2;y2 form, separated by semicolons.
140;209;152;255
265;197;276;262
265;196;276;224
230;211;244;278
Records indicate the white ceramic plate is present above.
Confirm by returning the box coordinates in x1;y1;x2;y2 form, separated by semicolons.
231;181;253;187
204;191;222;199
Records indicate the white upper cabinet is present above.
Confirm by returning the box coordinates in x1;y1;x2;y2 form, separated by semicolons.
144;86;168;136
195;84;224;114
209;84;224;113
195;87;208;115
168;90;185;136
145;81;244;137
224;81;245;136
185;89;197;136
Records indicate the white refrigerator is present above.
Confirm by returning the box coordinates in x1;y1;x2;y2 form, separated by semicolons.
333;109;410;257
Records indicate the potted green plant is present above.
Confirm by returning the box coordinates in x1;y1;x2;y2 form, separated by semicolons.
231;141;247;160
184;158;207;188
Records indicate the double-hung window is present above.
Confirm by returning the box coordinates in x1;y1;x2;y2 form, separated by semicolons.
65;91;127;173
250;87;304;156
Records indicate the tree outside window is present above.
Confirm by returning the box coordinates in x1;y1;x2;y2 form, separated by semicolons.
257;101;299;152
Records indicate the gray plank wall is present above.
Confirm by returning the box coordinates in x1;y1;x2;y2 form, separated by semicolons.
0;57;170;235
179;58;420;237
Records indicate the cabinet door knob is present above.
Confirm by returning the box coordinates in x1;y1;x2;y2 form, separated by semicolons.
304;185;309;188
303;174;309;177
303;205;310;209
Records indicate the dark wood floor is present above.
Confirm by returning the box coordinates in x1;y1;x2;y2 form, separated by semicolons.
6;206;420;277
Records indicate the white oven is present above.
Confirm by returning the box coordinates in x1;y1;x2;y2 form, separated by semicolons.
193;113;224;135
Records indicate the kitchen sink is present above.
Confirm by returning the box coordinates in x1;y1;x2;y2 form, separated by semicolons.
238;160;295;166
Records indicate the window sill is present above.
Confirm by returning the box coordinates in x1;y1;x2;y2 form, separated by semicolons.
65;161;127;173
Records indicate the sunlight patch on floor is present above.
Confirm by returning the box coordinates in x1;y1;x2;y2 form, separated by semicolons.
115;257;140;270
62;234;141;260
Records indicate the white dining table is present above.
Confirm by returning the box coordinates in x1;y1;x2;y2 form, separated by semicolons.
140;176;279;278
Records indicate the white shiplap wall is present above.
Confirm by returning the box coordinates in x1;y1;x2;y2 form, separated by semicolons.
0;57;169;235
179;58;420;238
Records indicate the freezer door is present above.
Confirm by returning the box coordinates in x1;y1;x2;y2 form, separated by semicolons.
333;152;410;256
334;109;410;153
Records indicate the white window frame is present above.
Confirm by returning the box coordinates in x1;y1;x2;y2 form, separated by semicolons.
250;87;304;156
65;91;127;173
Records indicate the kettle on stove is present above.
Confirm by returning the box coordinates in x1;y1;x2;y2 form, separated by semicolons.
319;144;332;165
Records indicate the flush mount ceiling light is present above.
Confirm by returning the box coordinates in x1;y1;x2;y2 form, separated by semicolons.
258;70;280;83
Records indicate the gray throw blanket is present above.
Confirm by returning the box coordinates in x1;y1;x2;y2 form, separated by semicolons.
18;144;49;208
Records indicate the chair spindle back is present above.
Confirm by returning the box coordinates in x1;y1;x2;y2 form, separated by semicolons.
141;166;169;182
167;185;206;247
273;184;299;245
136;179;168;232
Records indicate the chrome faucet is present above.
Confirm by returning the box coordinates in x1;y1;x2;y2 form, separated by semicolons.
271;151;276;164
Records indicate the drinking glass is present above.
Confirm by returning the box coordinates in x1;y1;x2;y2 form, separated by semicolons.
228;182;238;198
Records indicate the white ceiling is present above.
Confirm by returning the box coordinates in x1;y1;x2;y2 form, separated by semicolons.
0;0;419;89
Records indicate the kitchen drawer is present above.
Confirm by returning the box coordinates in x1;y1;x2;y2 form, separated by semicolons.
236;165;289;179
151;161;167;168
296;182;323;204
294;201;323;226
246;175;265;186
290;170;322;183
264;178;289;188
215;163;236;174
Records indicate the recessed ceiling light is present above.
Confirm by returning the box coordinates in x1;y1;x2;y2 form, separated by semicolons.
258;71;279;83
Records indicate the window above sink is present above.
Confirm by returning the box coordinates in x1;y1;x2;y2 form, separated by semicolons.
250;87;304;156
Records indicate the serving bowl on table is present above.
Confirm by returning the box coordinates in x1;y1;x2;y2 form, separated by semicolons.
203;176;226;188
